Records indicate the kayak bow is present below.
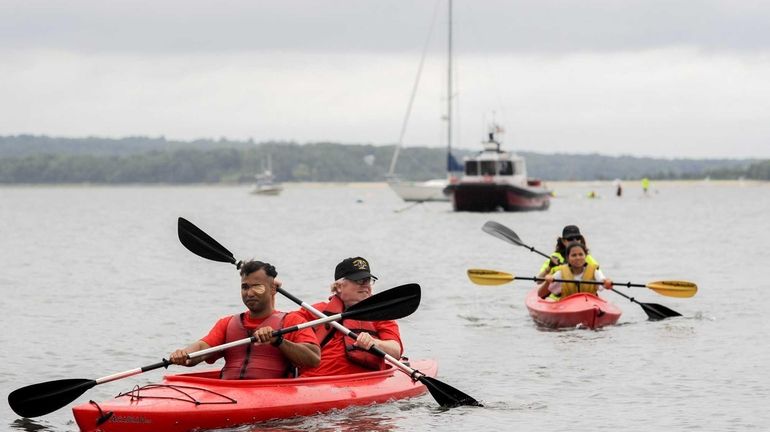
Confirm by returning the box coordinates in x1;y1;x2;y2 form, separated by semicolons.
524;289;621;329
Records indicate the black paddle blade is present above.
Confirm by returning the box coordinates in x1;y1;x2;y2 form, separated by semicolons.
419;376;483;408
177;217;237;265
8;378;96;418
344;284;421;321
482;221;524;247
639;302;682;321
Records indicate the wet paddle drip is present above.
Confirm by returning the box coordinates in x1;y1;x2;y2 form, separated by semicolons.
117;384;237;405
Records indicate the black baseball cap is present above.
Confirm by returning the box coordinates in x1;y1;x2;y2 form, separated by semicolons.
561;225;583;240
335;257;378;281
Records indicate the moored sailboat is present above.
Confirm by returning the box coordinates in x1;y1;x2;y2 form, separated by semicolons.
251;154;283;196
387;0;461;203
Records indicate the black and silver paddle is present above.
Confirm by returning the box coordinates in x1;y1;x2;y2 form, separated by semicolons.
481;220;689;321
177;217;482;408
8;283;420;418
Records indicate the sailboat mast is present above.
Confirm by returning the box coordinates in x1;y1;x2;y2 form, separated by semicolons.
446;0;453;174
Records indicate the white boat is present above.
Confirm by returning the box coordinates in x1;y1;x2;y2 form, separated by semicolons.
387;0;460;203
387;178;449;202
251;155;283;196
251;178;282;196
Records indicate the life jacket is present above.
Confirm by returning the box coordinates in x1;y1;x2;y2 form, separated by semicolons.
557;263;599;298
219;311;291;380
313;295;385;371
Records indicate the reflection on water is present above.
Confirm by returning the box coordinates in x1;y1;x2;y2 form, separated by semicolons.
241;406;400;432
10;418;56;432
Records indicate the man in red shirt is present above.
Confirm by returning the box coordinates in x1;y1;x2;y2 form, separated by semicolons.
169;260;320;379
298;256;402;377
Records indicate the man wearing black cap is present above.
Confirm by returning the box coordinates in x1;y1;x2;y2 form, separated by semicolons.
537;225;600;278
297;256;403;377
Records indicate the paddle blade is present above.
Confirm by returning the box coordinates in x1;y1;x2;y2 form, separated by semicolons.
467;269;514;286
177;217;237;265
418;376;483;408
638;302;682;321
344;284;421;321
8;379;96;418
482;221;524;247
646;280;698;298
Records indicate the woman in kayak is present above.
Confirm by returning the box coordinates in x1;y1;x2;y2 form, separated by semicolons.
537;225;600;277
168;260;321;379
537;242;613;300
297;256;403;377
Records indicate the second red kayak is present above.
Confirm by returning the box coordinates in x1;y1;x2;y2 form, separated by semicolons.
525;288;621;329
72;359;437;432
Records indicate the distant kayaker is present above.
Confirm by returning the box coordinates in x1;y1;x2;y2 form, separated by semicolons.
168;260;320;379
297;256;403;377
613;179;622;197
537;242;613;300
537;225;600;278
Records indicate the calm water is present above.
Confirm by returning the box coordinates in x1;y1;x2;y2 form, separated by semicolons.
1;181;769;431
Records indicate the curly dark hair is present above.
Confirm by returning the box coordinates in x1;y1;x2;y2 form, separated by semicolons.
239;260;278;278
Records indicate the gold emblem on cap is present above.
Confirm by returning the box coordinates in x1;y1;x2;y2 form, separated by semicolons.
352;259;368;270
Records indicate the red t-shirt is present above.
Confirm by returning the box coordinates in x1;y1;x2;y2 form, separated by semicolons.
296;304;402;377
200;310;318;363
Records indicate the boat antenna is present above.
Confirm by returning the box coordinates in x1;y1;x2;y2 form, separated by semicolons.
446;0;454;174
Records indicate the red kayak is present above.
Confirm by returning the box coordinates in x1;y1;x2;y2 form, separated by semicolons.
525;288;621;329
73;359;437;432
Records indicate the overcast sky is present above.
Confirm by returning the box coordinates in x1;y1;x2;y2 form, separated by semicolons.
2;0;769;158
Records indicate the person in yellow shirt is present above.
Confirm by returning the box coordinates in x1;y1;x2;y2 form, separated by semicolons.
537;225;600;278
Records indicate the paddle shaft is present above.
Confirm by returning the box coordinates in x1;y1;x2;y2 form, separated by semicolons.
483;221;551;260
523;245;551;260
95;360;169;385
516;275;646;288
277;288;423;379
93;310;355;385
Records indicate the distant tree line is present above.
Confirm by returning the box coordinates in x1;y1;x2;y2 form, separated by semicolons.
0;135;766;184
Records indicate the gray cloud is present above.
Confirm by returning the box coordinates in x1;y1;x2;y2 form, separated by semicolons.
2;0;770;159
3;0;770;54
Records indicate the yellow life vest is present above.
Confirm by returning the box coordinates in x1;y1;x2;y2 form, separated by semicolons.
558;263;599;298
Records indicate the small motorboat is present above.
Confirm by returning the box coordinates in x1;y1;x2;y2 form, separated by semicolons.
443;127;551;212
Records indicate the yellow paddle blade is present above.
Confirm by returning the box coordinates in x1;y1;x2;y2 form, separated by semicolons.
466;269;514;286
646;280;698;298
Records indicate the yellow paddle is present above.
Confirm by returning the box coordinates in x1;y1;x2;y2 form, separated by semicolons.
467;268;691;321
466;269;698;298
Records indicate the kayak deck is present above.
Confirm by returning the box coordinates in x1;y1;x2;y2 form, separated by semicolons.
73;359;437;432
525;288;621;329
